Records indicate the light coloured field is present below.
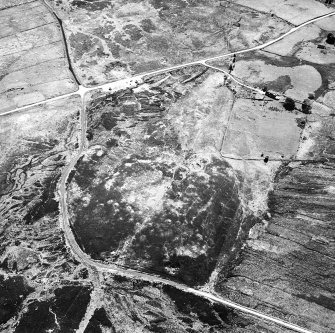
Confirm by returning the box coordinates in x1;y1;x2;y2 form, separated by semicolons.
233;60;322;100
0;0;34;9
265;19;335;64
0;95;81;160
223;99;302;160
315;15;335;30
323;90;335;108
167;72;232;153
264;24;321;56
221;97;302;215
0;1;77;113
235;0;333;25
296;42;335;64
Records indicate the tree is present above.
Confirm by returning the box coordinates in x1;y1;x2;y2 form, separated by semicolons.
326;33;335;45
283;97;295;111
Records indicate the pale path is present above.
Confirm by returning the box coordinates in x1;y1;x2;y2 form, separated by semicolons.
1;10;334;117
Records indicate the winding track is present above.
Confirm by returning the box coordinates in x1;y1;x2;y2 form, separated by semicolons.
2;4;335;332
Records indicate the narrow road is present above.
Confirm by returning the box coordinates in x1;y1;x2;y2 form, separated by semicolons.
1;9;334;117
204;63;265;94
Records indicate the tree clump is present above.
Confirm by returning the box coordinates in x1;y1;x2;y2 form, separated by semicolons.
302;99;313;114
326;33;335;45
283;97;295;111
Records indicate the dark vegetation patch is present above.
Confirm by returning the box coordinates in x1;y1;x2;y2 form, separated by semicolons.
0;147;61;197
106;138;118;147
283;97;296;111
14;301;56;333
296;293;335;312
144;120;180;148
164;254;211;286
0;157;18;196
84;308;114;333
140;19;156;33
86;88;170;145
149;0;169;9
126;159;241;286
15;285;91;333
311;62;335;98
296;117;306;129
71;0;111;11
23;138;59;153
132;60;166;74
114;32;131;48
105;61;128;72
101;112;118;130
106;42;121;58
71;153;241;284
112;275;129;284
92;46;109;59
0;275;33;325
73;156;97;189
124;24;143;41
163;286;252;330
1;157;64;225
53;285;92;330
242;51;335;99
23;173;61;224
146;36;170;53
69;32;96;59
72;167;143;259
264;75;293;93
